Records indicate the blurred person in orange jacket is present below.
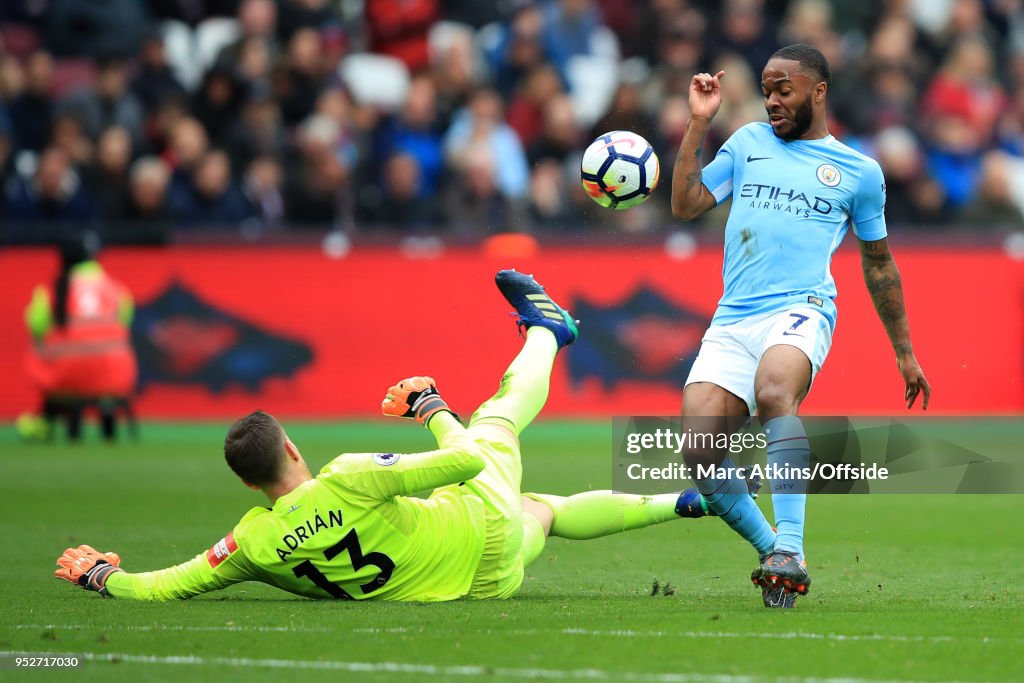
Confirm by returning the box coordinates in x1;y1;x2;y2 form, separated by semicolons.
18;232;137;441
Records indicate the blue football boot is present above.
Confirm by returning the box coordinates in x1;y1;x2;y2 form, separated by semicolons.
495;270;579;348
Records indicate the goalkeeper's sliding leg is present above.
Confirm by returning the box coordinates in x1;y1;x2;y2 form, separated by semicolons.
465;271;718;595
468;269;578;436
461;270;578;598
517;490;697;567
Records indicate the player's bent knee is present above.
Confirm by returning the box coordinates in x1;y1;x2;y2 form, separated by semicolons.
683;382;749;417
467;417;520;450
521;495;554;536
754;383;800;417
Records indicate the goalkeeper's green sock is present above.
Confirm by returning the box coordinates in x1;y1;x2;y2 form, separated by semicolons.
470;327;558;435
526;491;682;540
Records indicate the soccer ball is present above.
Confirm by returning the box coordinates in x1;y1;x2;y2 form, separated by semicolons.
580;131;660;209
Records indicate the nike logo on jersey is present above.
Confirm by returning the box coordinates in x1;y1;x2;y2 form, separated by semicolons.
746;155;772;162
782;331;804;337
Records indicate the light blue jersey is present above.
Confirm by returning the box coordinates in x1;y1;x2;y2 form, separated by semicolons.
701;122;887;329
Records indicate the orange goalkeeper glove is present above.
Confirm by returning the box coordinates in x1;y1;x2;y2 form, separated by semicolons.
381;376;453;425
55;544;123;597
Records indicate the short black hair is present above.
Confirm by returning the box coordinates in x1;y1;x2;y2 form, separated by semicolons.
224;411;286;485
770;43;831;88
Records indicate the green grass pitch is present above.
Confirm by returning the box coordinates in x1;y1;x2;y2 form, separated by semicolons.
1;420;1022;683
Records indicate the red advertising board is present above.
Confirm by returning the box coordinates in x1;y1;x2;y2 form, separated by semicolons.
1;244;1021;418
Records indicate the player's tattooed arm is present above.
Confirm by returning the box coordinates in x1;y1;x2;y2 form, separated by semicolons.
671;71;724;220
860;238;932;409
671;118;715;219
861;238;911;344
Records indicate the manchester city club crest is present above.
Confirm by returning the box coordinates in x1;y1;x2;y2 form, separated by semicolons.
816;163;841;187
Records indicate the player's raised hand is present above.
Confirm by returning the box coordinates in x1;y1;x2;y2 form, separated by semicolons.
898;355;931;410
55;544;123;596
382;376;452;425
689;70;726;121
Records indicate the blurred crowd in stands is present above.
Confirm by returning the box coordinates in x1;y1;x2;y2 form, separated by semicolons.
1;0;1023;243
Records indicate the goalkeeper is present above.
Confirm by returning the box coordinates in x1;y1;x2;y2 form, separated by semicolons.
56;270;719;602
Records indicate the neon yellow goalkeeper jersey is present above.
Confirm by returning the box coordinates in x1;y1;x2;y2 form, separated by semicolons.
105;427;489;602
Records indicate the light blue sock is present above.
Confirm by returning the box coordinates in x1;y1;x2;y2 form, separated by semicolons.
764;416;810;559
694;456;776;555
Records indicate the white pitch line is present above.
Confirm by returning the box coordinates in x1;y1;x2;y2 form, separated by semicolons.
8;623;1015;645
559;628;999;644
0;650;969;683
12;623;333;634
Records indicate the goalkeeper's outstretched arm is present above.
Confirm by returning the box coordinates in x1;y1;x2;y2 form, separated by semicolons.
56;542;254;601
103;551;250;601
